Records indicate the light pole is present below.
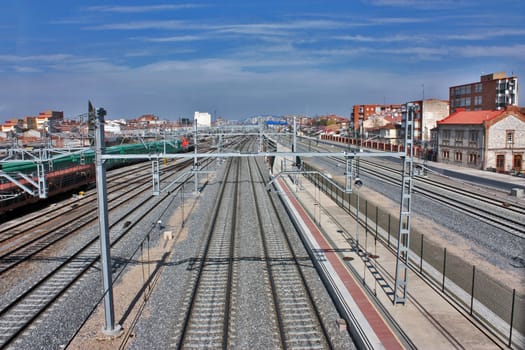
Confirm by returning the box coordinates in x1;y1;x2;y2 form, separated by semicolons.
354;178;363;253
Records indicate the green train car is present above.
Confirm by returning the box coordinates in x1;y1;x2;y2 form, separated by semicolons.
0;140;184;217
1;140;183;174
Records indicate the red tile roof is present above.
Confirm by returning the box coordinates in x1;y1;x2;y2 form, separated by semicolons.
437;108;504;125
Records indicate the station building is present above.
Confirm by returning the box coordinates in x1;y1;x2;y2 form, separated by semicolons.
435;106;525;174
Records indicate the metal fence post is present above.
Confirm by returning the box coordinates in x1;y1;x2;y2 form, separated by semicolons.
365;200;368;234
442;248;447;293
365;201;368;252
387;214;392;248
375;206;378;240
147;233;151;289
470;265;475;315
509;289;516;347
420;234;424;274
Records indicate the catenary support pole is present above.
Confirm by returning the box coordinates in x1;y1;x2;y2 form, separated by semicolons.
193;120;199;193
94;106;122;336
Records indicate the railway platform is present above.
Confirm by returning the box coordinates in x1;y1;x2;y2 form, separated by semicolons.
421;159;525;194
272;155;507;349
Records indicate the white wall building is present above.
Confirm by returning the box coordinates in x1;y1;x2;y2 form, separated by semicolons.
194;111;212;128
435;106;525;173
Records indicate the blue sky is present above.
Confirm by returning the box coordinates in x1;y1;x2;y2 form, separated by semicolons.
1;0;524;122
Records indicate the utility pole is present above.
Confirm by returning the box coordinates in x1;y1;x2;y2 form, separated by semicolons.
94;103;122;336
193;119;199;193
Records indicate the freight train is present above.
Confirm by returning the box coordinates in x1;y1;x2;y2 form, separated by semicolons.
0;140;189;217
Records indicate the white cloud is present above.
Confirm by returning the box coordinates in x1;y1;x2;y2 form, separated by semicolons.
14;66;41;73
87;4;204;13
334;34;423;43
456;44;525;59
0;56;439;121
87;19;352;34
363;0;472;9
139;35;204;43
0;54;72;63
85;20;186;31
447;29;525;41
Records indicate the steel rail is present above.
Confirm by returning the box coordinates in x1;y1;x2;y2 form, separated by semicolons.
251;155;334;349
0;168;188;349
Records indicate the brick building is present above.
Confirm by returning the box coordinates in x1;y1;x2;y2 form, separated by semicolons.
36;110;64;130
350;104;403;134
435;106;525;173
449;72;518;113
354;100;449;145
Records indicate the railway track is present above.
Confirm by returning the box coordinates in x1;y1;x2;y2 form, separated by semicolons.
0;162;143;234
0;159;191;239
175;148;238;349
0;160;195;275
0;159;203;349
352;157;525;239
305;137;523;205
291;137;525;239
249;153;331;349
172;139;336;349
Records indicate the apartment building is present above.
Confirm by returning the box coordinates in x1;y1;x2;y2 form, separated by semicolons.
449;72;518;113
350;104;403;133
194;111;212;128
407;99;449;143
354;100;449;145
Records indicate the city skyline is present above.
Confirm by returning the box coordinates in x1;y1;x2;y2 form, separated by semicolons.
1;0;524;122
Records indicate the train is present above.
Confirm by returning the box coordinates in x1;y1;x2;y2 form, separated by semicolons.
0;139;190;217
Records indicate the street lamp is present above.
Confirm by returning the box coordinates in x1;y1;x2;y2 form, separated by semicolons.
354;177;363;252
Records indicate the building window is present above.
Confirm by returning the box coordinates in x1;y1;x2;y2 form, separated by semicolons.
496;155;505;168
474;95;482;105
469;130;478;142
514;155;522;171
468;153;477;164
455;130;464;141
474;83;482;93
442;150;450;160
506;130;514;148
455;152;463;162
443;130;450;140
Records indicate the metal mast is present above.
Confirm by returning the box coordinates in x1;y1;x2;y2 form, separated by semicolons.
94;103;121;335
394;102;416;304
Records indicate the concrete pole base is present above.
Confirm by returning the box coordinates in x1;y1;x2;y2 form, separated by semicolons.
102;324;123;337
